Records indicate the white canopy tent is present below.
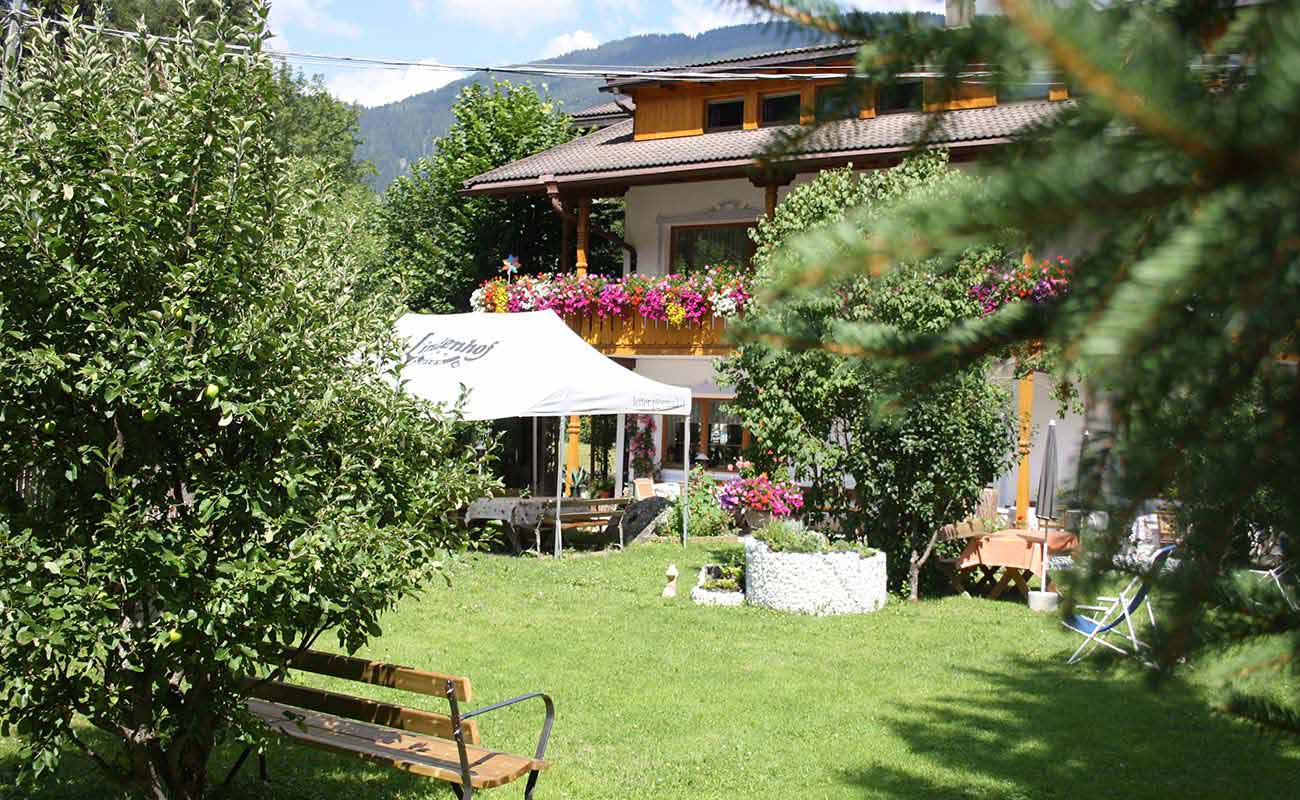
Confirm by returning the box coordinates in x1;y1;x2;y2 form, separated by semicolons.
391;311;693;555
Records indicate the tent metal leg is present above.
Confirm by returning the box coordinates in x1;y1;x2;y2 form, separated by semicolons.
614;413;626;499
682;419;690;546
554;417;564;559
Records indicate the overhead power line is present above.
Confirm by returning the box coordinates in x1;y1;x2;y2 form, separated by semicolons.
15;11;865;82
11;11;1058;86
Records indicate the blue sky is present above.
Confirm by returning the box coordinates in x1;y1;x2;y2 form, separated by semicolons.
266;1;945;107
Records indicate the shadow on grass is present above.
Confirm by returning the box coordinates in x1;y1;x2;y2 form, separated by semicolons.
839;657;1300;799
0;732;449;800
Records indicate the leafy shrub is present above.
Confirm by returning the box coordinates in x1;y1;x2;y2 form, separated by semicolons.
700;549;745;592
669;467;739;539
754;520;828;553
722;154;1015;599
0;13;495;799
754;520;878;558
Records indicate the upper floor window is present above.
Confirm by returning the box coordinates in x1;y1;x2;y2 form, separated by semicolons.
705;97;745;132
815;79;871;121
669;223;755;274
759;91;801;126
877;80;923;114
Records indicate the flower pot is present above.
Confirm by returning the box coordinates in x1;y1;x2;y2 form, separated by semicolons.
743;508;773;531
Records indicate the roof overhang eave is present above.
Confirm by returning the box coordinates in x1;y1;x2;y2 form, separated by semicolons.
459;136;1012;197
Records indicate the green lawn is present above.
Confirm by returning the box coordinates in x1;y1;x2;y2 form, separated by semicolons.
3;540;1298;799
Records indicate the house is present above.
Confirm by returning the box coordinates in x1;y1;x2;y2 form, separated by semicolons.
461;19;1084;523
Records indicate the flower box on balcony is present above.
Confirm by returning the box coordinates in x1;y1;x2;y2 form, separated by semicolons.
470;266;753;356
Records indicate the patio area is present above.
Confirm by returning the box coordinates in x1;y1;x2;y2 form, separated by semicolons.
4;540;1296;800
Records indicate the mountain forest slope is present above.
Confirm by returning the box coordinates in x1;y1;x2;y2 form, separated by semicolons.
355;23;853;190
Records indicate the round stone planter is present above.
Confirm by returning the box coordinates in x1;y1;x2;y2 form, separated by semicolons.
744;538;887;616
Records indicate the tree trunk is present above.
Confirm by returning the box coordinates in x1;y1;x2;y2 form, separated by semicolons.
909;526;944;603
127;735;214;800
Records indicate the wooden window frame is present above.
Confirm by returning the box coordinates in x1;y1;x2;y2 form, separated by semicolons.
758;90;802;127
875;80;924;115
703;96;745;133
667;221;756;274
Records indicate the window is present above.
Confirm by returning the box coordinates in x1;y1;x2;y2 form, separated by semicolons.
663;399;746;470
669;223;755;273
815;79;870;121
876;80;923;114
759;91;801;126
998;83;1055;103
705;97;744;132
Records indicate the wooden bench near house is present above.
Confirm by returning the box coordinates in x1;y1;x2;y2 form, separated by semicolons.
242;649;554;799
536;496;631;548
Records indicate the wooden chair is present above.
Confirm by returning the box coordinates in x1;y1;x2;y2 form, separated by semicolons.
1155;506;1182;545
240;649;554;799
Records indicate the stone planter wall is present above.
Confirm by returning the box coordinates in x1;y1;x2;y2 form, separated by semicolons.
744;538;887;616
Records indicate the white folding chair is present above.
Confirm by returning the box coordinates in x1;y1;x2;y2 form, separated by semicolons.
1064;545;1175;664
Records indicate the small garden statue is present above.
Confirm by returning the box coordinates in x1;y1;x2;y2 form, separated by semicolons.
663;563;679;598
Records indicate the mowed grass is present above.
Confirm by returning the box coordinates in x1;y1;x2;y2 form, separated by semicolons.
3;539;1298;799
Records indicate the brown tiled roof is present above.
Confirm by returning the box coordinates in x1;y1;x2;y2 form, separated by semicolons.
464;100;1069;194
601;42;862;91
631;41;857;72
571;97;635;119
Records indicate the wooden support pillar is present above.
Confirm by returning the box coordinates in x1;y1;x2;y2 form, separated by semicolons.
765;184;778;219
1015;372;1035;526
564;197;592;492
575;196;590;278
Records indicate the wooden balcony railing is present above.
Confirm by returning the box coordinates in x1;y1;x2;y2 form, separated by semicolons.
563;314;734;357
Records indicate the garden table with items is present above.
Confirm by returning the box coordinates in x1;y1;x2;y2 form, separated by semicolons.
952;529;1079;599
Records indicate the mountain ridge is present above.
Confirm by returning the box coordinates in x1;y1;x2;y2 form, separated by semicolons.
356;23;831;191
355;16;943;191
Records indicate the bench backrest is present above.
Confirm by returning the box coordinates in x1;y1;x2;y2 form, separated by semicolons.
248;649;481;744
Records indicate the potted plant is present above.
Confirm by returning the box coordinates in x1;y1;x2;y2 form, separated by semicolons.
567;467;591;499
717;470;804;531
594;476;615;498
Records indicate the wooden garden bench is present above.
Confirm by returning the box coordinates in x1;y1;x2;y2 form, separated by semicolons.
241;649;554;799
536;497;631;548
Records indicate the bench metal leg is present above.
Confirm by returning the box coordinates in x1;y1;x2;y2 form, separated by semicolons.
258;752;268;782
446;681;475;799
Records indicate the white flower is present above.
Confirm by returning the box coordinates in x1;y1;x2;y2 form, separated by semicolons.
469;286;488;312
709;292;738;318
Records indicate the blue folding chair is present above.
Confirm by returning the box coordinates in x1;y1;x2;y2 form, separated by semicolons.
1064;545;1176;664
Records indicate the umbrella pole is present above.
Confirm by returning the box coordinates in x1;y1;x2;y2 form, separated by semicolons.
555;418;564;559
682;420;690;546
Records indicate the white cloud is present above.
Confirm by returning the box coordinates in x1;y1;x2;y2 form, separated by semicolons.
269;0;362;40
437;0;579;35
541;30;601;59
327;60;466;108
666;0;947;37
669;0;758;36
409;0;432;13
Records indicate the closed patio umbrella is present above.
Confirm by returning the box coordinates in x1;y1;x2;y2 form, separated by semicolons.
1035;420;1059;592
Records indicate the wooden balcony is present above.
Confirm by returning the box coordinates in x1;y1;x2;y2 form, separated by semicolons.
563;314;735;357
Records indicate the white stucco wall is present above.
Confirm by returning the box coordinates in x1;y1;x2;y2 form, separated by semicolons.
624;178;770;276
992;368;1089;509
